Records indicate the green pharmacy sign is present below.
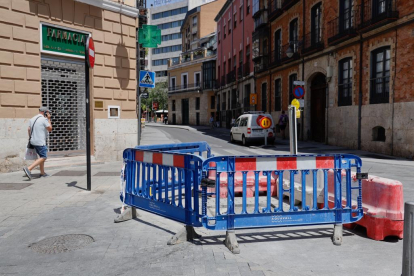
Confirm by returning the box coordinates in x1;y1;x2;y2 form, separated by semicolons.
138;25;161;48
41;24;89;58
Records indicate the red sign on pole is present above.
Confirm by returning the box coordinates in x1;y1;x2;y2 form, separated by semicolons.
153;102;159;111
86;37;95;69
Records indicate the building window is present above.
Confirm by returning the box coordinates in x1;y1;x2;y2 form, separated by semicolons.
195;97;200;110
370;46;390;104
274;79;281;111
234;13;237;28
289;19;299;53
211;96;215;109
228;19;231;34
311;3;322;44
218;31;220;44
233;55;237;70
195;72;201;87
274;29;281;62
172;100;176;111
338;58;353;106
239;50;243;65
372;126;386;142
289;74;297;103
171;77;176;90
247;0;250;14
224;25;226;38
340;0;354;32
182;73;188;89
261;82;267;112
240;6;243;21
192;16;197;26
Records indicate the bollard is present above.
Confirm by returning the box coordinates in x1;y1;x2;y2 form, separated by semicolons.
402;202;414;276
288;106;298;155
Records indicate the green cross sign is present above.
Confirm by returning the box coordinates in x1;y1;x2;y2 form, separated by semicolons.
138;25;161;48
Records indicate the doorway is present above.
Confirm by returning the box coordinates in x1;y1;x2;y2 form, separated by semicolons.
181;98;189;125
310;73;326;142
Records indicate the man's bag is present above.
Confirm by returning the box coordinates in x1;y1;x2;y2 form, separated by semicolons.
25;148;38;160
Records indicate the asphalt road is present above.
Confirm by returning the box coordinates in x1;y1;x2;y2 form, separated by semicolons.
157;125;414;202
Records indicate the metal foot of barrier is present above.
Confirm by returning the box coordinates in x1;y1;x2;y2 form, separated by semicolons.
167;225;201;245
332;224;343;246
114;207;138;223
224;230;240;254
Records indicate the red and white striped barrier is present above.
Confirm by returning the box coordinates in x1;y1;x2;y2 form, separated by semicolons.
235;156;335;171
135;150;185;168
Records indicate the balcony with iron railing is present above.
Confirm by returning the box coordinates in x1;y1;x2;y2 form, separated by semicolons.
168;83;201;93
252;0;268;18
269;0;282;20
357;0;398;32
327;10;357;45
270;47;282;67
281;0;300;10
254;56;269;73
237;65;243;79
254;10;268;30
302;28;324;55
221;76;226;87
227;69;236;84
169;48;215;67
203;80;216;90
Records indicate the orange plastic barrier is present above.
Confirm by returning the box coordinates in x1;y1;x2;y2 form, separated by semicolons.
207;162;277;198
328;170;404;240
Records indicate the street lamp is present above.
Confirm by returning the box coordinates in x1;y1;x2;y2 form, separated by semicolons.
286;46;294;58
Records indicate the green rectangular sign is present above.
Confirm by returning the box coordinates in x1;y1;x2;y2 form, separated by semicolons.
41;24;89;58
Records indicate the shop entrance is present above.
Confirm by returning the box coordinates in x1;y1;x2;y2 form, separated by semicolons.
41;57;86;153
310;73;327;143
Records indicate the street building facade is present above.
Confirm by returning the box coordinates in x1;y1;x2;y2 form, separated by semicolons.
252;0;414;159
215;0;255;129
0;0;141;172
167;0;225;126
147;0;188;82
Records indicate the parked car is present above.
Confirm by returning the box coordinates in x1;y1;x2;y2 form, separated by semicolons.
230;112;275;146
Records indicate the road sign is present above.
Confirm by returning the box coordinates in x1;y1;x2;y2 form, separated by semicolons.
138;25;161;48
139;70;155;88
140;92;149;99
250;94;257;105
293;80;305;86
153;102;159;110
291;99;300;110
259;117;272;129
293;86;305;99
86;37;95;68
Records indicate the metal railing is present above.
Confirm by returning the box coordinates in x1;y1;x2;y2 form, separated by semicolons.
254;10;268;29
203;80;216;90
254;56;268;73
270;46;282;66
370;77;390;104
281;41;300;61
327;10;357;45
227;69;236;84
221;76;226;87
357;0;398;30
302;28;324;54
168;83;201;92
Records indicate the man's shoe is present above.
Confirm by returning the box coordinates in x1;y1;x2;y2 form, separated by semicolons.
23;167;32;180
40;173;50;178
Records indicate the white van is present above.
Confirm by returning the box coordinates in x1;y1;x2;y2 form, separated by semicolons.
230;112;275;146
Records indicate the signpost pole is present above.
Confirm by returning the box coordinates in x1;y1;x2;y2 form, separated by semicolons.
138;89;142;146
85;38;92;191
289;105;298;155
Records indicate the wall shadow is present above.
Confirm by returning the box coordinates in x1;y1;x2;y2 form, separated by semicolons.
115;43;130;90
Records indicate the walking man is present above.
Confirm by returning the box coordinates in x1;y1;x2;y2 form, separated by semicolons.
210;115;214;129
23;107;53;180
278;110;288;139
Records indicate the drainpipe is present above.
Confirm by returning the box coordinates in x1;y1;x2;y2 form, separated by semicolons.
358;34;363;150
391;27;397;156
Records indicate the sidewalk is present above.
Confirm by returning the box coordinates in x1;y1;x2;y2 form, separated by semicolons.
0;126;405;276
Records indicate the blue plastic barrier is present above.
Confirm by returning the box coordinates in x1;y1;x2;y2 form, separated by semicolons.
200;154;363;231
120;142;364;252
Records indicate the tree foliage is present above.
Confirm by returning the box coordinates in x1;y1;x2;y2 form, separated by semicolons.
141;81;168;112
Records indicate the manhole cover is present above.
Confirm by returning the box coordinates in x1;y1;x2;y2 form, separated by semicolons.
29;234;94;254
94;172;120;176
0;183;32;190
53;171;86;176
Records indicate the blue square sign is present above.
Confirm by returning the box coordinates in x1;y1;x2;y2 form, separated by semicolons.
139;70;155;88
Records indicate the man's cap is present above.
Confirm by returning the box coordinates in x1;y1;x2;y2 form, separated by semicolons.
39;107;50;112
